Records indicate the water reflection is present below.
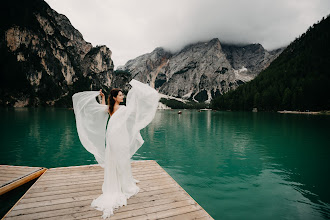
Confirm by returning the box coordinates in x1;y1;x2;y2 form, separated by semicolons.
136;110;330;219
0;108;329;219
0;108;93;167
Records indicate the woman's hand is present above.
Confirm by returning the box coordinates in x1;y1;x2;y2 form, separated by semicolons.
100;89;105;97
100;89;106;105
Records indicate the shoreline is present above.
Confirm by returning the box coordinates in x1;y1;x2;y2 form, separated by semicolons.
277;110;330;115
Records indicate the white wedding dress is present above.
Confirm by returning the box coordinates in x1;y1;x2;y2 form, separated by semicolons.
72;79;159;219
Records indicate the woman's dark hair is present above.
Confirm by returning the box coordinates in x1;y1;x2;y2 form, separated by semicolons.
108;88;122;115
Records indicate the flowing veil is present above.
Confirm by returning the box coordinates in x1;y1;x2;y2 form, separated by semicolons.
72;91;108;167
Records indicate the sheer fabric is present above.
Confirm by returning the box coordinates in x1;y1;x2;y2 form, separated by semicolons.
72;79;159;218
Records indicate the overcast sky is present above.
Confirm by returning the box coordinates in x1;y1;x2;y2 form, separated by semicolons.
46;0;330;68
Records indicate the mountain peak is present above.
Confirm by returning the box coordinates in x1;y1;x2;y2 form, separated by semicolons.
121;39;283;102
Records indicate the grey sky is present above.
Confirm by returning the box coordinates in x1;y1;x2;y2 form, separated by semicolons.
46;0;330;67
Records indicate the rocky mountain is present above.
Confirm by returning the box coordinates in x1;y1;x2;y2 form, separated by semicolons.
0;0;120;107
120;38;284;102
0;0;284;107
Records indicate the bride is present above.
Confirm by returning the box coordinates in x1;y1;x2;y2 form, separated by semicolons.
72;79;159;218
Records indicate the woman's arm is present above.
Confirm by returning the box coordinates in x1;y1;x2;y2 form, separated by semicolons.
100;89;106;105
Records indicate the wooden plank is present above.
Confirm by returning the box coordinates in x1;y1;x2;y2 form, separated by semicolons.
0;166;45;188
14;185;186;209
42;166;163;176
9;191;188;214
0;177;11;181
19;184;185;204
6;200;91;219
10;197;195;220
0;166;38;172
34;172;168;187
34;169;167;182
0;169;40;179
109;200;196;219
195;215;214;220
7;191;190;218
0;173;29;179
77;200;197;220
47;161;152;169
44;166;162;175
111;205;202;220
25;177;174;200
7;190;190;219
0;167;47;195
0;165;39;172
13;172;183;206
0;166;44;177
32;175;174;189
7;190;191;220
24;182;178;200
160;209;212;220
33;172;167;185
44;161;154;172
4;161;213;220
0;170;37;176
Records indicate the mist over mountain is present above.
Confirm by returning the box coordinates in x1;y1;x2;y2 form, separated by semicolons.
46;0;330;67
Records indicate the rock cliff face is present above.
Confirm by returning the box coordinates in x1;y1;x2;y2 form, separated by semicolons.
0;0;115;107
120;39;284;102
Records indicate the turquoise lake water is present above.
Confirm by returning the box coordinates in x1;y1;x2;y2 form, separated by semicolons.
0;108;329;219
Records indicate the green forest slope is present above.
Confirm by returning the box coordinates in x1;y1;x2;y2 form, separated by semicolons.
211;15;330;111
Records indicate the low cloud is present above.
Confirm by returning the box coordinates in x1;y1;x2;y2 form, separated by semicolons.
46;0;330;67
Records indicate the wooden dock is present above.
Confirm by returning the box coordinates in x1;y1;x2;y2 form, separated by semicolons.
3;160;213;219
0;165;46;196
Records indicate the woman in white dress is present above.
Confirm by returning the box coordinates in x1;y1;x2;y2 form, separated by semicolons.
72;79;159;219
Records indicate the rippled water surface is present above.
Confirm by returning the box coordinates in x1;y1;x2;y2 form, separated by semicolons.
0;108;329;219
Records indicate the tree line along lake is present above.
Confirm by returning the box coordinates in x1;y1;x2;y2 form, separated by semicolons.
0;108;329;219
